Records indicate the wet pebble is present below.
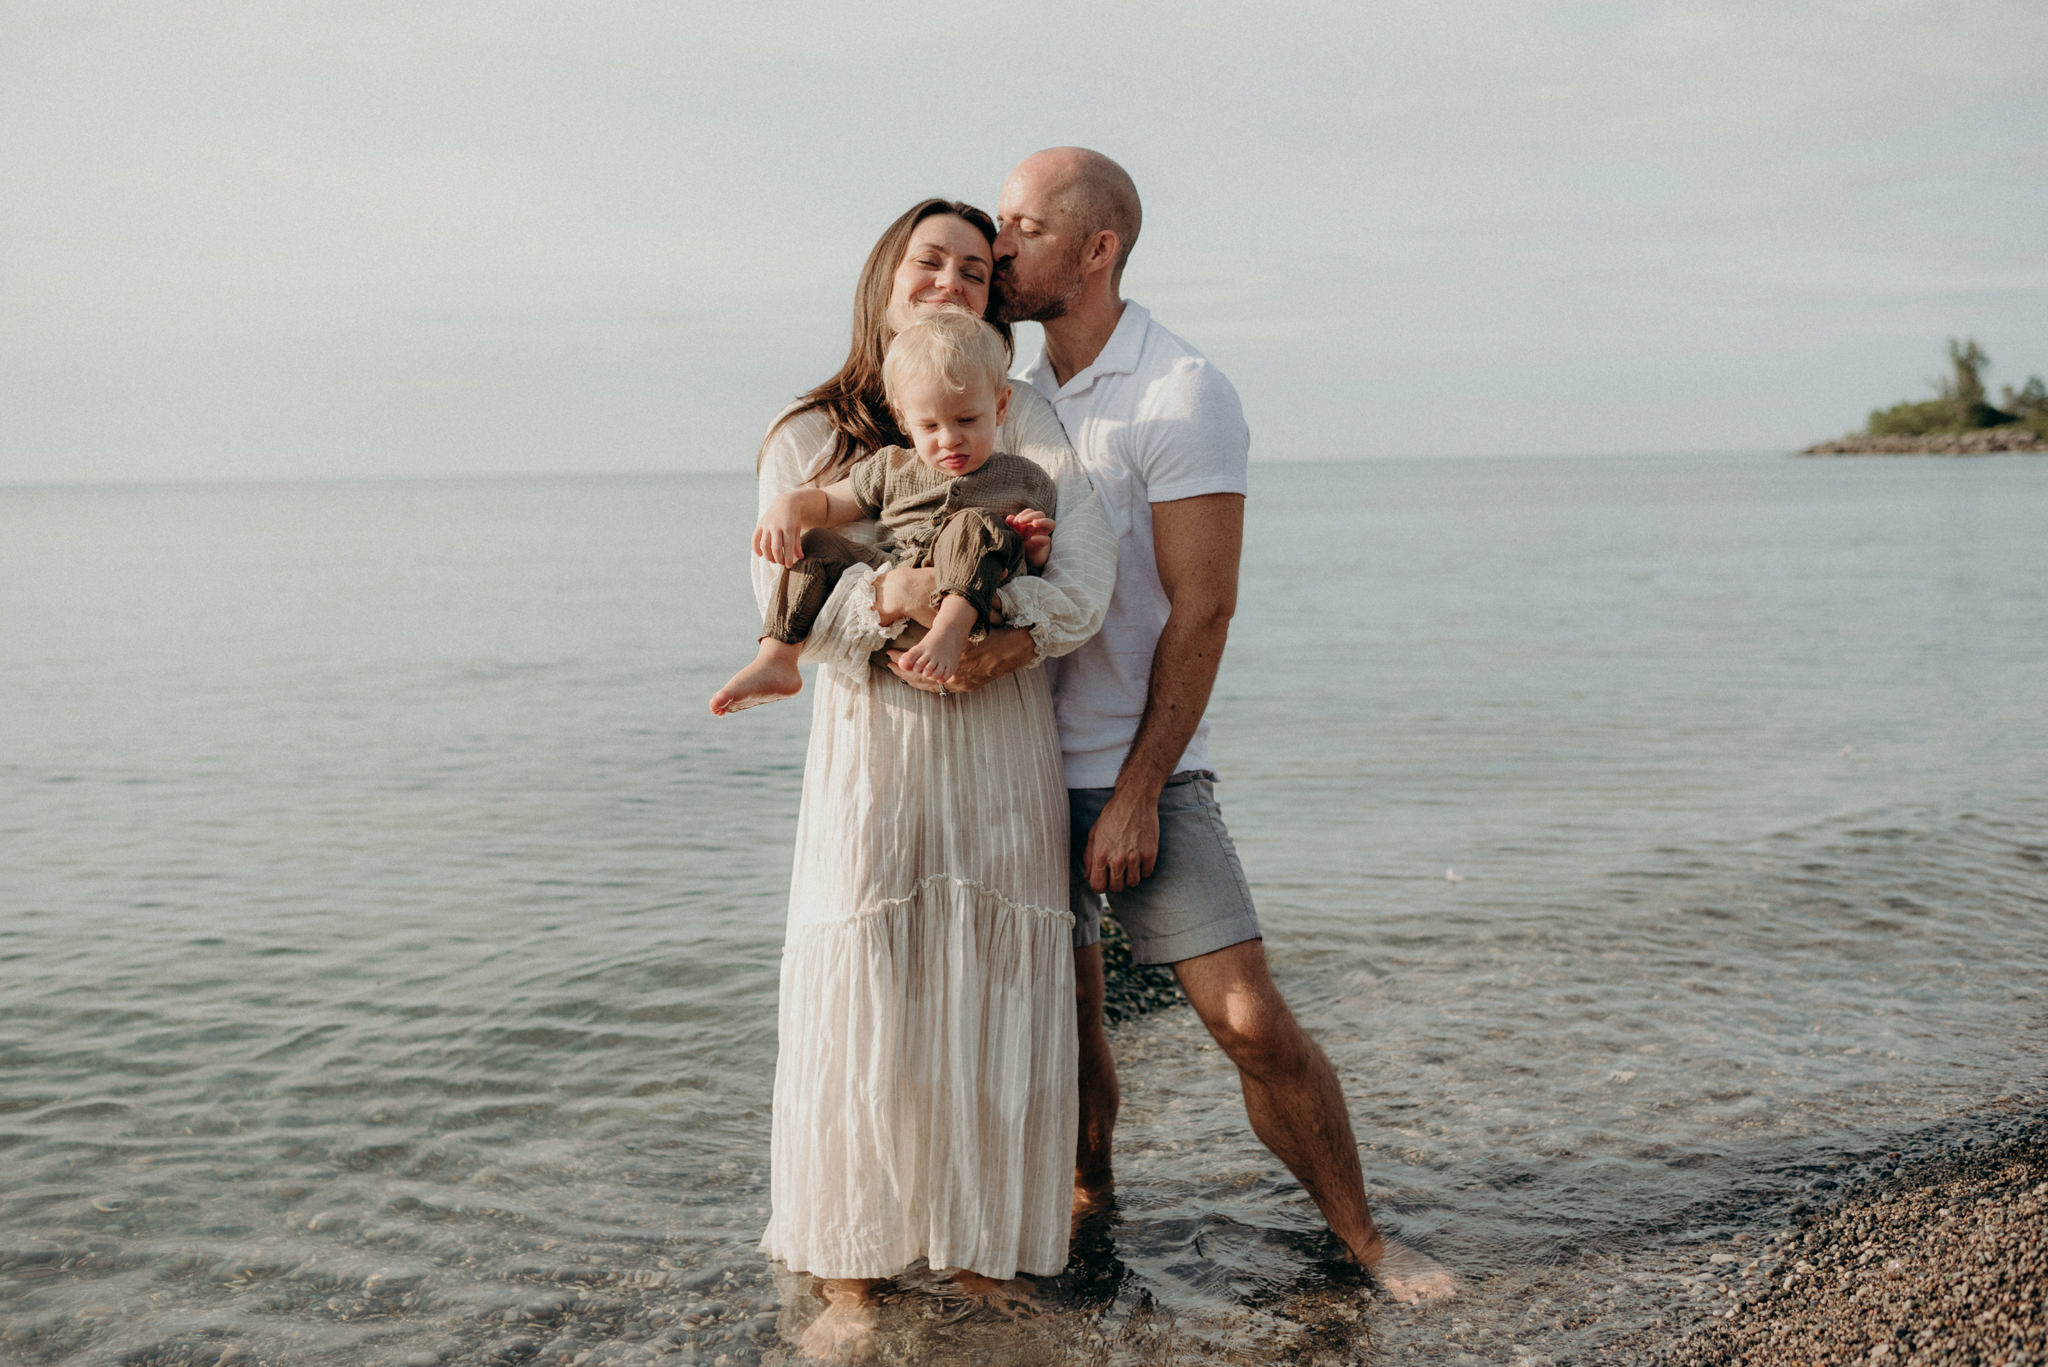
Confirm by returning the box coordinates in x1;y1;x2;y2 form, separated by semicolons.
1625;1117;2048;1365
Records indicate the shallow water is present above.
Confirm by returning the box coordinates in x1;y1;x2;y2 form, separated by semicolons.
3;453;2045;1365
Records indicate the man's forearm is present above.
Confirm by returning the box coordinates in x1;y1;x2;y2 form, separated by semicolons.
1114;610;1230;798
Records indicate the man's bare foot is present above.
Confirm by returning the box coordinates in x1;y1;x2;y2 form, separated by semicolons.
1360;1237;1457;1304
944;1269;1036;1318
1071;1177;1114;1231
710;644;802;715
800;1278;879;1361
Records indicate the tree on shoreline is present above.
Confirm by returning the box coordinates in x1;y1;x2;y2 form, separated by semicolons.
1864;338;2047;438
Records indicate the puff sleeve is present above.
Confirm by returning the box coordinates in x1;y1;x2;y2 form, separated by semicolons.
989;387;1117;661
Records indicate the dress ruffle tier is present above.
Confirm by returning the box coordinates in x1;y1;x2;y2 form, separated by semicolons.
748;396;1116;1282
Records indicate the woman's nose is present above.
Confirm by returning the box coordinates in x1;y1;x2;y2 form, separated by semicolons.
934;266;967;298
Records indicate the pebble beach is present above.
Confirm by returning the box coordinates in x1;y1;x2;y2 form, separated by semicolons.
1617;1105;2048;1367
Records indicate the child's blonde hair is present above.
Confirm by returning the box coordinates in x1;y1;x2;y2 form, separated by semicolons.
881;308;1012;418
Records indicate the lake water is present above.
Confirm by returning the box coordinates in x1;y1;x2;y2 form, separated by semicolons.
4;453;2046;1366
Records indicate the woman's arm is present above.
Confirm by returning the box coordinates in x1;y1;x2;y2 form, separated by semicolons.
984;387;1117;660
750;413;899;667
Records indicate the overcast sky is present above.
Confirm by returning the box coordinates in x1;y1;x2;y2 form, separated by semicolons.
4;0;2044;484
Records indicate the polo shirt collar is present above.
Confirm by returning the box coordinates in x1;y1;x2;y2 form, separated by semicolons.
1022;300;1150;400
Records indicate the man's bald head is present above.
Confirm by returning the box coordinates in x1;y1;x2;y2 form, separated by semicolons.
1013;147;1142;287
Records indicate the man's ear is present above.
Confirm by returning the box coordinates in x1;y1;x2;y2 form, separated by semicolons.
1086;229;1119;276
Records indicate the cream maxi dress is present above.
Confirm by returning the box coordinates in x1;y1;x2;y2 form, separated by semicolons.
754;387;1117;1281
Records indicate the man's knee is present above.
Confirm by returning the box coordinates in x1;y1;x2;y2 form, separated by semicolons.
1180;950;1310;1074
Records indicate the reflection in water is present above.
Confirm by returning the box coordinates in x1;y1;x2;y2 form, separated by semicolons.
2;455;2046;1363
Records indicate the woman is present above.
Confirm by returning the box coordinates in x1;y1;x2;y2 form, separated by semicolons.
750;199;1117;1353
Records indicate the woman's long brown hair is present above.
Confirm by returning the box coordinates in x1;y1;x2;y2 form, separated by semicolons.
761;199;1012;486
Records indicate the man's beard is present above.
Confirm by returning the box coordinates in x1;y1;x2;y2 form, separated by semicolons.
994;251;1086;325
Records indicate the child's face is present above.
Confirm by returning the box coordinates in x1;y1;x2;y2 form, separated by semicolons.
896;371;1011;478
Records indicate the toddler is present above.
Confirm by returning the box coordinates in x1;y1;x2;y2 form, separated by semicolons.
711;310;1056;715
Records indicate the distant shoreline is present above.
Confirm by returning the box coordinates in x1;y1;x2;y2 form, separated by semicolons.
1801;429;2047;456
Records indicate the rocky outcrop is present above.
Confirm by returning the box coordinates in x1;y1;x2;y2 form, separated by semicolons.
1802;428;2047;455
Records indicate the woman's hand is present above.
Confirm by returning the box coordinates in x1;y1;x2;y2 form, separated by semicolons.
885;627;1035;694
753;492;809;567
1007;510;1055;569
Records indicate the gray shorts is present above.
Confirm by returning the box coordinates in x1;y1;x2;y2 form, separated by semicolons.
1068;770;1263;966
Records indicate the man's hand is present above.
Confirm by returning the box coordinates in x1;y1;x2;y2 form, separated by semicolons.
1083;785;1161;893
1083;492;1243;891
1007;510;1055;569
885;626;1035;694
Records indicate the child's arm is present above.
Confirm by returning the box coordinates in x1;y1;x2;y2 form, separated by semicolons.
754;478;866;567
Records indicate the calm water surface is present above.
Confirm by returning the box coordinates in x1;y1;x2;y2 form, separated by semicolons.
3;454;2046;1365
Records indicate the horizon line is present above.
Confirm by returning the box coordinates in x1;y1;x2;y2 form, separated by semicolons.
0;447;1795;494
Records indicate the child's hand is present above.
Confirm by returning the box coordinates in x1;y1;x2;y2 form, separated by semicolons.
1008;510;1055;569
754;493;809;567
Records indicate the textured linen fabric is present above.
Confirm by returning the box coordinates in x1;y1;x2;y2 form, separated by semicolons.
749;386;1117;1280
1018;301;1250;789
844;448;1058;561
846;447;1060;624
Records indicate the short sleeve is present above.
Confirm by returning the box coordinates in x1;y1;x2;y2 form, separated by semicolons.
847;449;892;516
1132;358;1250;504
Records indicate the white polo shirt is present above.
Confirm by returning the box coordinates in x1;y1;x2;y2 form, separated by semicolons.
1020;301;1250;790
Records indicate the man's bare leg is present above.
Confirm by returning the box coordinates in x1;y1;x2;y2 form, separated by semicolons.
1173;939;1456;1304
1073;942;1119;1221
800;1277;879;1361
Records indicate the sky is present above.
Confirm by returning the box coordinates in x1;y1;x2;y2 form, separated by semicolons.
3;0;2045;484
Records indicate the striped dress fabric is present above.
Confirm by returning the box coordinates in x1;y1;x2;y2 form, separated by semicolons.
749;389;1118;1280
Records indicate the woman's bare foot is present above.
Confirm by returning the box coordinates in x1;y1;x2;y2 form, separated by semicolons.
945;1269;1036;1318
1360;1237;1457;1304
800;1278;879;1361
711;642;802;715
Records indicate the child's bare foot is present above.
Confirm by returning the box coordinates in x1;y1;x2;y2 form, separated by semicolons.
800;1278;879;1361
711;642;802;715
897;633;964;683
1359;1237;1457;1304
897;597;974;683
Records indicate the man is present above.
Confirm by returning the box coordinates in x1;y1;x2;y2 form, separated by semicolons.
989;146;1456;1304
